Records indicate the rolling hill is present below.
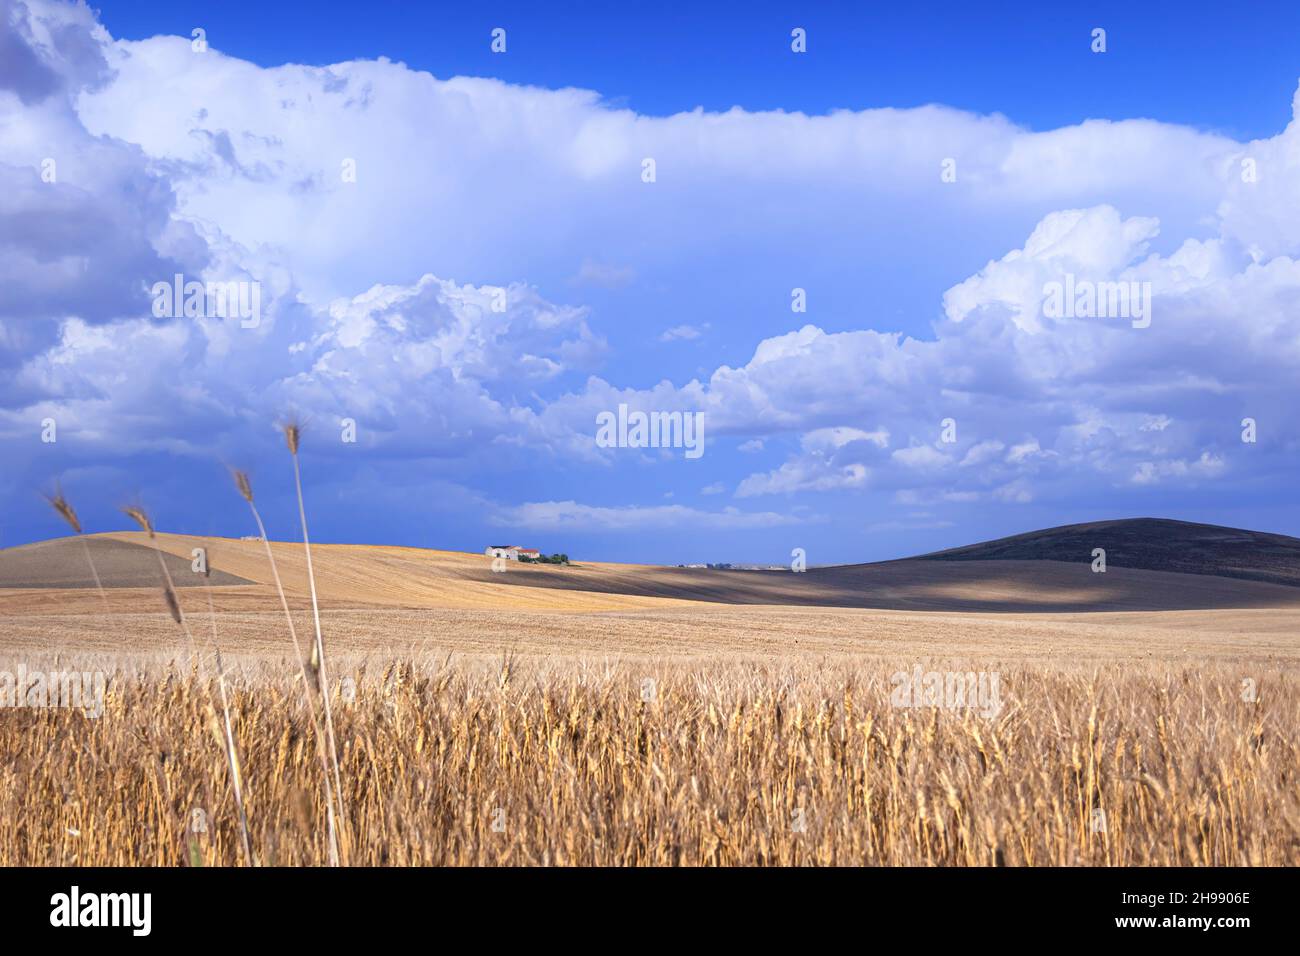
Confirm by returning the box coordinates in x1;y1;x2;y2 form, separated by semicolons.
1;517;1300;615
915;517;1300;588
0;536;253;588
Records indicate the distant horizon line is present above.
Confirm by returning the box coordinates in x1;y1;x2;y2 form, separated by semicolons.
4;515;1296;572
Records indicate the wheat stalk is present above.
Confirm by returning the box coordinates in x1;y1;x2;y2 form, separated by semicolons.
43;488;109;616
120;504;253;866
231;467;342;866
281;423;349;864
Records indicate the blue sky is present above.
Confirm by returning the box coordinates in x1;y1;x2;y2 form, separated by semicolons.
94;1;1300;139
3;0;1300;564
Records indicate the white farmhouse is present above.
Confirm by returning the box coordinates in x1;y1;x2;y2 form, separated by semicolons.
486;545;542;561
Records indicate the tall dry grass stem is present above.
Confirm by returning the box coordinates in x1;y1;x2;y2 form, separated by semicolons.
232;467;342;866
44;489;109;616
281;424;348;864
120;505;253;866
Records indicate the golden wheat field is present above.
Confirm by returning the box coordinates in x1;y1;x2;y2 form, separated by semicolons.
0;652;1296;866
2;518;1299;866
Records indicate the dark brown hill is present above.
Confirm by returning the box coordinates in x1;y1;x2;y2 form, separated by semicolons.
915;517;1300;588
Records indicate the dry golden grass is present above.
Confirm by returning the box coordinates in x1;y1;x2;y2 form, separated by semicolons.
2;654;1295;866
